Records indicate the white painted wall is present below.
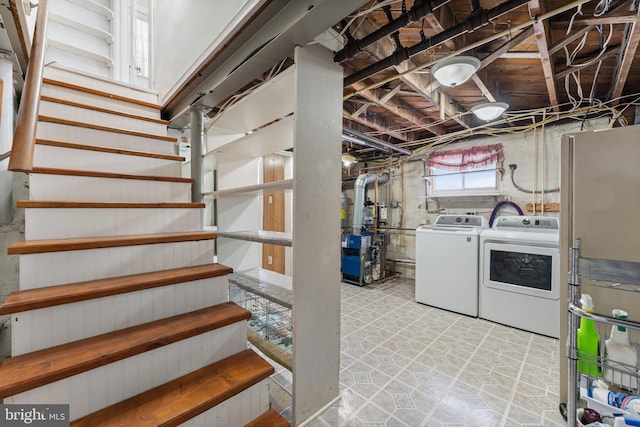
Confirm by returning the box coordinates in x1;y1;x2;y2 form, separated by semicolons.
344;118;610;279
152;0;265;103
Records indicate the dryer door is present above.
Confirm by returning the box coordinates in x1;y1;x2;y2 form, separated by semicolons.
482;242;559;300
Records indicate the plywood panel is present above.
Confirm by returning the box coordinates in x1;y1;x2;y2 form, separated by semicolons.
263;154;285;274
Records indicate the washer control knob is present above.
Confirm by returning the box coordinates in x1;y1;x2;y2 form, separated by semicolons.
522;218;531;225
455;217;462;222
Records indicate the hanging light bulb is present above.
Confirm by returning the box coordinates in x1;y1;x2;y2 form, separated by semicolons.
431;56;481;87
471;102;509;121
342;154;357;167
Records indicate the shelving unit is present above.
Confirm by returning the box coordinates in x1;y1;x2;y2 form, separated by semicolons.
561;126;640;427
203;45;342;426
567;238;640;426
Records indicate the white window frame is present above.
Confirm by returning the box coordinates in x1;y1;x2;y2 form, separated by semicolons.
427;160;503;197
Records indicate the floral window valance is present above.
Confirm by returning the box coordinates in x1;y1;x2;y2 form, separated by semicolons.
427;144;504;172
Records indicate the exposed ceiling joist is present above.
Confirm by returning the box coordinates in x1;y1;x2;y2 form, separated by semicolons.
350;79;447;136
343;108;412;142
609;5;640;101
529;0;560;112
351;83;402;119
566;14;637;25
353;18;471;129
549;25;595;55
479;27;536;67
555;45;622;79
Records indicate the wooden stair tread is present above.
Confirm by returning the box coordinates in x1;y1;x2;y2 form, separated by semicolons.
43;78;162;110
8;231;217;255
36;139;184;161
0;263;233;315
17;200;205;209
41;96;169;125
71;349;273;427
245;409;291;427
38;116;176;142
30;167;193;183
0;302;251;399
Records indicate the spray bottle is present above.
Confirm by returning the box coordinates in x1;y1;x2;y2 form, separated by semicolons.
577;294;602;376
604;309;639;391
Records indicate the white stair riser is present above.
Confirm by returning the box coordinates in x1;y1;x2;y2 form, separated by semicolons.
41;84;160;120
12;276;228;355
5;323;248;421
29;174;191;203
19;240;214;289
25;207;201;240
40;100;167;135
183;382;270;427
33;144;181;177
43;67;160;107
36;122;176;156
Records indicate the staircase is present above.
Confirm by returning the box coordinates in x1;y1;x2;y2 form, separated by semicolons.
1;69;288;426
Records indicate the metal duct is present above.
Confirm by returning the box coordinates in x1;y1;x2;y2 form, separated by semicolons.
344;128;412;155
352;171;390;234
343;134;392;154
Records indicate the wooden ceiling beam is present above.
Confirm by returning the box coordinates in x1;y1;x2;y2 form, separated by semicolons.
529;0;560;112
609;6;640;102
549;25;595;55
480;27;536;67
352;18;472;129
555;45;622;79
554;8;638;26
351;84;402;118
349;80;447;136
342;108;412;142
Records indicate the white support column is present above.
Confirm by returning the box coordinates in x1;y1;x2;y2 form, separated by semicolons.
0;56;14;225
190;105;204;203
292;44;342;426
0;56;14;169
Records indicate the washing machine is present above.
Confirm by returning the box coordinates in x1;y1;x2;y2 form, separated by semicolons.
415;215;488;317
479;215;560;338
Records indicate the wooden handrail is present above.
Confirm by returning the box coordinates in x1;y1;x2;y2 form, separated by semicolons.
8;0;49;172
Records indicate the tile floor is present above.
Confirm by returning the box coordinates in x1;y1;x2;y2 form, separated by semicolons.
270;277;566;426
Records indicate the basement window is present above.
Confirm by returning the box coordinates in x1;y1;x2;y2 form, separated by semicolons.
427;144;504;196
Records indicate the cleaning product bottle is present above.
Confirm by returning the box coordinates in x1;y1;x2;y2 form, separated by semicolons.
578;294;602;376
604;309;639;390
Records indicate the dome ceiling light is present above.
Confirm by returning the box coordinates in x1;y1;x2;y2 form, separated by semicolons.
471;102;509;121
431;56;481;87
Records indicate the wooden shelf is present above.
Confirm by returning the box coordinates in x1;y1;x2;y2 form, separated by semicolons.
208;67;295;134
229;268;292;309
205;115;294;160
218;230;292;247
215;179;293;197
